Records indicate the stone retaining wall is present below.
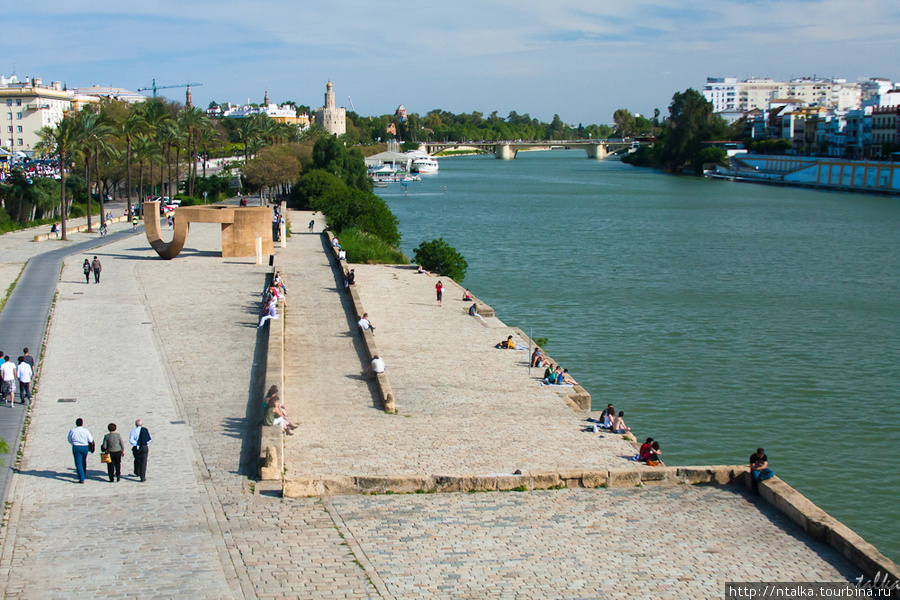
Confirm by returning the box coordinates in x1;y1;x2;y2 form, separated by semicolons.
284;464;748;497
757;476;900;588
325;230;396;413
33;215;129;242
258;268;285;480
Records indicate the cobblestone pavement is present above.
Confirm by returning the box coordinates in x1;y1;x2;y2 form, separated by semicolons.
330;486;861;600
0;210;865;599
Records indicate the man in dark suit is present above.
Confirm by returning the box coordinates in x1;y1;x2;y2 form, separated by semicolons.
129;419;152;482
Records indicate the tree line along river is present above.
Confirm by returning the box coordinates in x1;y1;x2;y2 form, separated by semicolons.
375;150;900;563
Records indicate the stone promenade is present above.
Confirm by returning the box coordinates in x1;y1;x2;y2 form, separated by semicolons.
0;207;868;599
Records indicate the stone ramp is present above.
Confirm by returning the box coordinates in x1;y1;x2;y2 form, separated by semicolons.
283;259;638;487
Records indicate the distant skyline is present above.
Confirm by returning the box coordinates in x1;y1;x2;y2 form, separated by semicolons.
3;0;898;125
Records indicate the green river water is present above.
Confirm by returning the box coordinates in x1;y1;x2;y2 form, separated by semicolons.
374;151;900;563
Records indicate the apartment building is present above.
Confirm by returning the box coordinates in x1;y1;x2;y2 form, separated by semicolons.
0;75;73;155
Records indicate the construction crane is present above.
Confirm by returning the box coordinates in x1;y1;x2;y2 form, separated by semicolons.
138;79;203;98
348;96;356;112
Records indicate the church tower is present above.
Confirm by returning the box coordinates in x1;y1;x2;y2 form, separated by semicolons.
264;90;269;106
185;85;193;108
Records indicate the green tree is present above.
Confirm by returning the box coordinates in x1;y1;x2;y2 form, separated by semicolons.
242;144;302;204
694;146;728;174
311;136;372;192
289;170;346;210
413;238;468;282
35;118;78;239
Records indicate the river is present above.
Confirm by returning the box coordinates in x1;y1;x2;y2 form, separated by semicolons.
374;150;900;563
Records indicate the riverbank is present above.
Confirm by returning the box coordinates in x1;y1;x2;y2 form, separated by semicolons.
376;151;900;563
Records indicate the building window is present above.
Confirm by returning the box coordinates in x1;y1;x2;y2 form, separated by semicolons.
15;99;21;106
17;138;23;146
16;112;22;119
16;125;22;133
5;100;10;106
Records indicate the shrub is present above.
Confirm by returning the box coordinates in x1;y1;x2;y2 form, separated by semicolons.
338;228;408;264
413;238;468;282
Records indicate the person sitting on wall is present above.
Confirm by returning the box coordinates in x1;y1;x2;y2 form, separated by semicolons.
331;236;339;247
338;249;347;261
636;437;654;461
749;447;774;493
358;313;375;334
273;272;287;296
363;355;386;379
468;303;486;323
610;411;631;434
416;265;430;274
348;269;356;285
530;347;548;368
644;441;662;466
542;364;556;385
462;289;472;301
495;335;515;349
558;368;578;385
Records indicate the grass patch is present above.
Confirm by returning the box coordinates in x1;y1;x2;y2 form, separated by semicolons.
338;227;408;265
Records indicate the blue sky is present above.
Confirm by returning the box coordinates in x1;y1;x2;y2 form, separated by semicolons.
3;0;898;125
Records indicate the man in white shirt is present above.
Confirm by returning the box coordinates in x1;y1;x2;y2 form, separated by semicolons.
363;355;386;379
0;355;17;407
357;313;375;333
67;418;94;483
16;356;32;404
129;419;152;482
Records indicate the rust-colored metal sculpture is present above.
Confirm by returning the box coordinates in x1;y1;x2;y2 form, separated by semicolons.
144;201;273;260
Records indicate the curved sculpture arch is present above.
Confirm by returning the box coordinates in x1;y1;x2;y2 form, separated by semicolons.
144;201;274;260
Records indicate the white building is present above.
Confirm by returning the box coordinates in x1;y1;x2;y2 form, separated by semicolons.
702;77;879;114
314;81;346;136
1;75;73;155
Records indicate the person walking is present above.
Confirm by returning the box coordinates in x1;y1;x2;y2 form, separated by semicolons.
16;356;32;404
435;281;443;306
67;418;94;483
308;219;315;233
91;256;102;283
83;259;91;284
132;214;139;232
129;419;151;482
101;423;124;482
0;355;16;407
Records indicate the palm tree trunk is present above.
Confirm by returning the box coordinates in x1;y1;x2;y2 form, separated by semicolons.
138;161;145;216
166;145;173;202
126;138;133;219
174;146;181;199
95;147;105;224
60;151;68;241
84;153;93;232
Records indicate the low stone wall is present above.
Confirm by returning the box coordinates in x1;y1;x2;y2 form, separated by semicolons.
259;268;285;480
33;215;129;242
284;464;748;497
757;476;900;587
325;231;395;413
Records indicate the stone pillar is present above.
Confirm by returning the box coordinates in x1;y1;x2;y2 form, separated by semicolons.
495;144;515;160
585;144;608;159
418;143;428;153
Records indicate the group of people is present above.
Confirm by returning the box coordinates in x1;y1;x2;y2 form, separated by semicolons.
590;403;631;435
258;273;287;328
262;385;298;435
541;363;578;386
82;256;102;283
66;418;151;483
271;207;285;242
0;348;34;406
634;438;663;466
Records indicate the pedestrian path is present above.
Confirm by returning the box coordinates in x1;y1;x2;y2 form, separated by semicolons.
0;207;871;599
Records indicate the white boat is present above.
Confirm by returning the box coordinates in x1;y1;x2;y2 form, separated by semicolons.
411;156;439;174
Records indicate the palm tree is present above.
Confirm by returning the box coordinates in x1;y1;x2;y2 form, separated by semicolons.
35;118;78;240
123;108;150;219
157;120;183;200
141;98;173;200
178;107;206;197
131;134;162;215
73;110;116;231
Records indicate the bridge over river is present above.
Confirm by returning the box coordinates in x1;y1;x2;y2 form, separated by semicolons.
418;138;648;159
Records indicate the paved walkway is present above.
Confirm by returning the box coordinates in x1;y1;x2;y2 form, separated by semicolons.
0;208;868;599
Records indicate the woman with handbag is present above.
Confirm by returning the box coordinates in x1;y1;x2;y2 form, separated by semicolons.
101;423;124;482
